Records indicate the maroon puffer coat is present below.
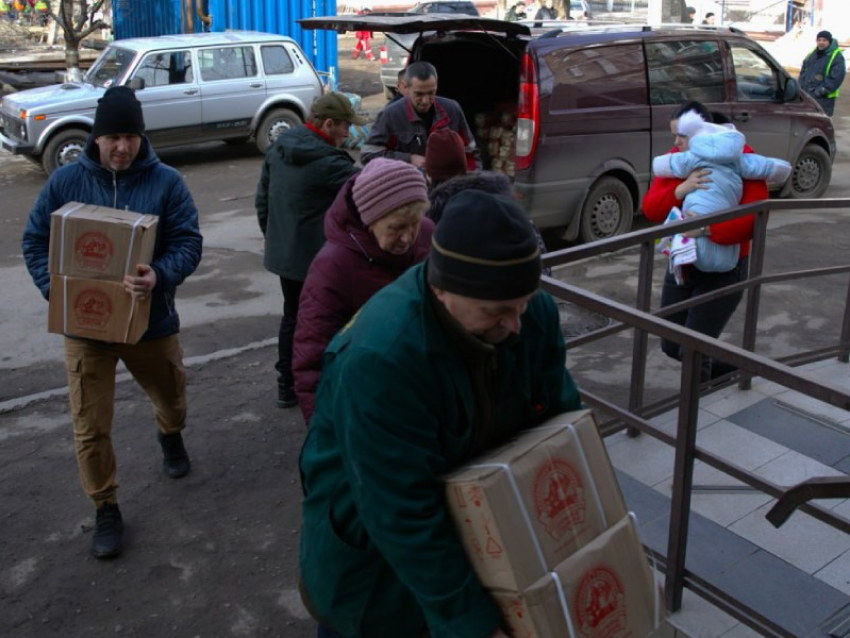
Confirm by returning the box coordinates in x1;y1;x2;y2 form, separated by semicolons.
293;174;434;424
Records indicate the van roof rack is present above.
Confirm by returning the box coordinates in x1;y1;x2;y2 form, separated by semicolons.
525;21;747;39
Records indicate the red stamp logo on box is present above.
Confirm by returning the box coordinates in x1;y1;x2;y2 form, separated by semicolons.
75;231;114;272
533;458;587;541
574;565;628;637
74;289;112;329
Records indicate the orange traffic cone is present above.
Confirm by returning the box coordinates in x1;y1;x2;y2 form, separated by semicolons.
379;46;388;64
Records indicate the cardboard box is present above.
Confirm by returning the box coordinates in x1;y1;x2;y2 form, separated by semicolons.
48;202;158;281
444;410;627;591
48;275;151;344
494;515;664;638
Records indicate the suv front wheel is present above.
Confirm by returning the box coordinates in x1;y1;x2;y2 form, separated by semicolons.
256;108;302;154
784;143;831;199
43;128;89;174
580;177;633;243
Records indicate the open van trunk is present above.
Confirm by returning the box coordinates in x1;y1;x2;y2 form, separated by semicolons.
414;32;526;173
299;15;530;174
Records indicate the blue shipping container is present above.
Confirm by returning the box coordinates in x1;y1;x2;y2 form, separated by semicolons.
113;0;338;74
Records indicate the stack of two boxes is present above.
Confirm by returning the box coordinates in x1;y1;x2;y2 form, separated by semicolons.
47;202;158;344
445;409;665;637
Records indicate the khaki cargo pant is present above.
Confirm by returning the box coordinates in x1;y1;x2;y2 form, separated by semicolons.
63;334;187;507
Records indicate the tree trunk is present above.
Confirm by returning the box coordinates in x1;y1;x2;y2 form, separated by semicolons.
65;46;82;82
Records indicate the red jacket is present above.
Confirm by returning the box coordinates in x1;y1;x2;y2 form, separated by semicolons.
293;175;434;424
642;144;769;259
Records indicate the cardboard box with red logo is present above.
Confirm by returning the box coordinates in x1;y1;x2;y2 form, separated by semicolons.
48;202;158;282
45;202;157;344
492;515;664;638
443;410;628;591
48;274;152;344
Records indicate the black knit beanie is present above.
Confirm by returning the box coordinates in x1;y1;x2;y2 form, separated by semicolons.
427;189;541;300
92;86;146;138
817;30;832;42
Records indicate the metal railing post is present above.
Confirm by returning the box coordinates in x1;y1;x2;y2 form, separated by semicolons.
840;274;850;363
627;240;656;436
665;347;702;612
739;207;769;390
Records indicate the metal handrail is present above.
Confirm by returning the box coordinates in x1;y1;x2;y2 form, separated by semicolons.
540;197;850;635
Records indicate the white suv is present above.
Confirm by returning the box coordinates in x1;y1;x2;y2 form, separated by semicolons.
0;31;324;173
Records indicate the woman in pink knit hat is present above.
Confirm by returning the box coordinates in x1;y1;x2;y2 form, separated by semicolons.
293;158;434;424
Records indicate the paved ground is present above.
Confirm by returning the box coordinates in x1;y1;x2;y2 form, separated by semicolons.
1;33;849;638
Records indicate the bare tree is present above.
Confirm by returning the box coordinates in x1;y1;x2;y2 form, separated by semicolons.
44;0;108;79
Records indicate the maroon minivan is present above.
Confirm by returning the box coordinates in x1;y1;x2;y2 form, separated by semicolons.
301;17;835;242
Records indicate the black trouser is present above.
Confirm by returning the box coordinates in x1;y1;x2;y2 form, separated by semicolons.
277;277;304;390
660;258;748;379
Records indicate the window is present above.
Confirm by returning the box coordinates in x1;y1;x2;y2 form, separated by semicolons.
85;47;136;88
730;45;780;102
133;50;193;87
544;44;647;110
646;40;724;105
261;46;294;75
198;46;258;81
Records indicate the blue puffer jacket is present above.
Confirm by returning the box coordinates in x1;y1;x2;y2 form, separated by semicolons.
22;136;203;341
652;128;790;271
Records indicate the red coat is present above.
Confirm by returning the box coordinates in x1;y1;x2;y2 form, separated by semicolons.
293;175;434;424
642;144;769;259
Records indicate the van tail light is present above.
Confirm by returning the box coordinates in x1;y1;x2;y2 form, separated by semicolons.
515;52;539;171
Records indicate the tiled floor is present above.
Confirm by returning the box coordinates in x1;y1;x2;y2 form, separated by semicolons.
606;359;850;637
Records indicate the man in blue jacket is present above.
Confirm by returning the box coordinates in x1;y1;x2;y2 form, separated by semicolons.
299;190;582;638
799;30;846;116
22;86;203;559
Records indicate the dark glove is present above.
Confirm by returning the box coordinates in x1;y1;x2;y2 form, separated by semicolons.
816;86;828;97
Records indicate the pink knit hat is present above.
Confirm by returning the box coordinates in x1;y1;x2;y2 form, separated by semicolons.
353;158;429;225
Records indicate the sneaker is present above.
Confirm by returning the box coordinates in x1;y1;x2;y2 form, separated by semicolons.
91;503;123;559
278;385;297;409
157;431;191;478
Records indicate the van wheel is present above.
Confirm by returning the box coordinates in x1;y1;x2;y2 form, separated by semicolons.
256;108;302;154
579;177;633;243
383;85;396;101
785;144;831;199
42;128;88;174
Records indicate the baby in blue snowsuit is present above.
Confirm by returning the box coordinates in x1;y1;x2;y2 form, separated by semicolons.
653;110;791;273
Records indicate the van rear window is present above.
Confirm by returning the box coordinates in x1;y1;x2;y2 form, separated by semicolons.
646;40;724;105
543;44;647;110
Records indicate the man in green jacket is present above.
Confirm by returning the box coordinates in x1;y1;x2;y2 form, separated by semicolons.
299;190;582;638
256;92;363;409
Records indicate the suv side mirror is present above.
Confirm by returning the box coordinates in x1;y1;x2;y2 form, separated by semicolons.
784;77;799;101
127;77;146;91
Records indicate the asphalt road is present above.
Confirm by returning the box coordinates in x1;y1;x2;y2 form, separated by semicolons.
1;56;850;637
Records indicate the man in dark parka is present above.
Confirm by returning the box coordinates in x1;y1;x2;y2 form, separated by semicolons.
255;92;363;408
799;29;846;117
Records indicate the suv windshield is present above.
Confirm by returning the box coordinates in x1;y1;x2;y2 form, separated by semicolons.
84;47;137;88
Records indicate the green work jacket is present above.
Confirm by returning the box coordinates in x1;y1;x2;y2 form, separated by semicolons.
299;262;582;638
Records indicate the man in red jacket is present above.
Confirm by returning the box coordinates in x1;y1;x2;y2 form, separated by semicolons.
642;101;768;381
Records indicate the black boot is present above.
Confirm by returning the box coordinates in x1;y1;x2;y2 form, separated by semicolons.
91;503;123;559
709;358;738;381
278;385;297;408
157;431;191;478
